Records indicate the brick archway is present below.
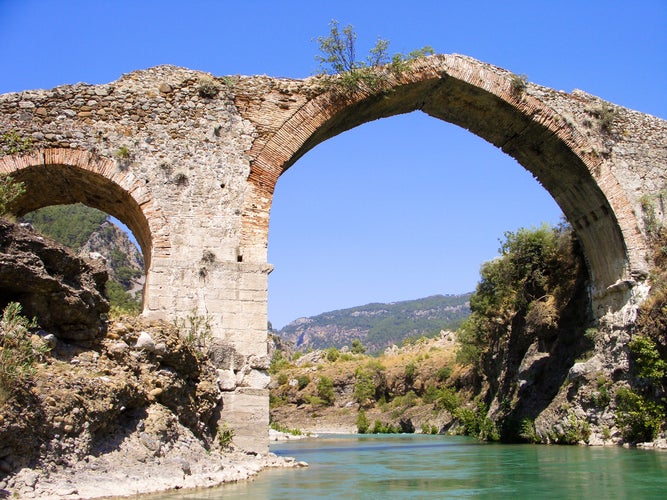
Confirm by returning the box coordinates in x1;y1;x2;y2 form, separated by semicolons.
0;148;170;307
244;55;647;317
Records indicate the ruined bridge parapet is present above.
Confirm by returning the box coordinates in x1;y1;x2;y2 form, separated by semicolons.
1;55;666;451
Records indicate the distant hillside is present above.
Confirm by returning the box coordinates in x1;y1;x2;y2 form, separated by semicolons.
21;203;107;250
277;294;471;353
20;203;144;312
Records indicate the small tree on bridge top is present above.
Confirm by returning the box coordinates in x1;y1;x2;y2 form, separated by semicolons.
315;19;434;92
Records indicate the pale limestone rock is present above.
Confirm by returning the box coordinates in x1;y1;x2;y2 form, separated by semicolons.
135;332;156;352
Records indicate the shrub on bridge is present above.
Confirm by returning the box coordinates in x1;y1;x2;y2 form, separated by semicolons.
315;20;434;93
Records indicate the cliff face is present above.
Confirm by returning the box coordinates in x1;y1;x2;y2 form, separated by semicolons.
0;218;108;340
79;220;145;297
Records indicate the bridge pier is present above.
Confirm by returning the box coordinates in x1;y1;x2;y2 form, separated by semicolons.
144;221;272;453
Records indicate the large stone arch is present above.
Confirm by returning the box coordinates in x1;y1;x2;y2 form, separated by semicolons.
243;55;647;319
0;147;170;308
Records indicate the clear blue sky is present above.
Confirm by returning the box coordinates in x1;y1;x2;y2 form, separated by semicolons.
1;1;665;328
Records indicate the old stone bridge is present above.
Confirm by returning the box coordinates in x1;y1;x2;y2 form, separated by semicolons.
1;55;666;451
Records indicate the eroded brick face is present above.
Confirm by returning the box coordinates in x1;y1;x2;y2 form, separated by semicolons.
1;55;665;451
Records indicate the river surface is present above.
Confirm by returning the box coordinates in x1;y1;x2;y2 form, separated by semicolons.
162;434;667;499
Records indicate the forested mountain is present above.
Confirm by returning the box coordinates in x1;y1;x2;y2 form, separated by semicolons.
277;294;471;353
20;203;144;312
21;204;107;250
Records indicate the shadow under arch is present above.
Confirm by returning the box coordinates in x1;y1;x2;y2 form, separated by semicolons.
0;148;170;308
247;55;646;317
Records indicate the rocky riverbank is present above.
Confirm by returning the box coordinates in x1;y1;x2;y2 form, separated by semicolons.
6;439;303;499
0;314;307;499
0;218;309;498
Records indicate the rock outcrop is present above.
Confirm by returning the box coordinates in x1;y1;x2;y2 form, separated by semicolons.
0;219;108;340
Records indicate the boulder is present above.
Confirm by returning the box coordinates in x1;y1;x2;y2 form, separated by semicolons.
0;218;109;340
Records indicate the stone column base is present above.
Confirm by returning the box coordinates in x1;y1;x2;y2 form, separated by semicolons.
221;387;269;454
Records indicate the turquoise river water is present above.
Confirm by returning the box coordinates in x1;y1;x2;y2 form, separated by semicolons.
160;434;667;499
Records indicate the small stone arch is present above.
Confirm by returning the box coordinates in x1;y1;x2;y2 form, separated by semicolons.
0;147;171;309
245;55;647;318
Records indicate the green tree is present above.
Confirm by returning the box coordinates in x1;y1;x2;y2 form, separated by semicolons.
629;335;667;386
351;338;366;354
356;408;370;434
315;20;433;92
316;20;390;75
615;387;665;442
317;375;336;406
354;370;376;406
456;222;583;372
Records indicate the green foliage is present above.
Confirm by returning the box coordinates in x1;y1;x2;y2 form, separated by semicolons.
0;175;25;215
217;423;234;449
453;401;499;441
317;375;336;405
114;145;131;159
589;376;612;408
326;346;340;362
0;130;33;155
615;386;665;442
421;385;440;404
519;418;541;444
296;374;311;390
456;223;582;372
371;420;400;434
353;369;376;406
21;203;108;250
351;338;366;354
629;335;667;385
435;387;460;413
269;351;291;374
356;408;370;434
435;364;452;382
420;423;439;435
174;311;212;355
596;103;619;134
270;421;303;436
0;302;49;402
404;361;417;385
276;372;289;386
455;315;486;367
509;73;528;95
303;395;325;406
391;390;418;409
560;413;591;445
315;19;433;93
106;281;142;316
626;234;667;443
